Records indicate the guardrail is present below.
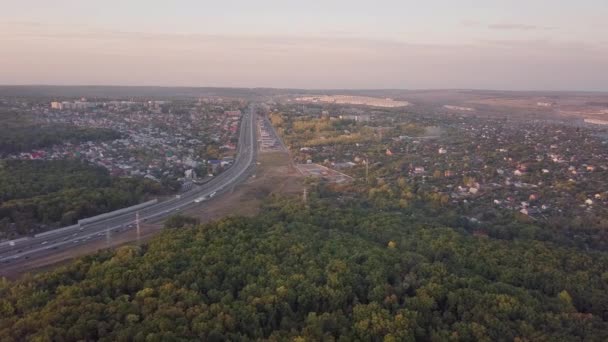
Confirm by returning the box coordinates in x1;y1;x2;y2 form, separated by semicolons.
0;199;159;246
34;224;80;238
78;199;158;226
0;110;256;250
0;237;30;247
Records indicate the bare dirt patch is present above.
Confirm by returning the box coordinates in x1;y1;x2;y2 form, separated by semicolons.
184;151;304;222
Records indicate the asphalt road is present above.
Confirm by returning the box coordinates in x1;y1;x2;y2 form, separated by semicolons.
260;116;288;152
0;105;258;266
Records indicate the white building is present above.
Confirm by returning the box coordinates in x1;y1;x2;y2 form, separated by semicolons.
584;118;608;126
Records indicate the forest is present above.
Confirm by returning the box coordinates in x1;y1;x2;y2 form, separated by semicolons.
0;159;169;239
1;194;607;341
0;124;121;155
0;108;120;155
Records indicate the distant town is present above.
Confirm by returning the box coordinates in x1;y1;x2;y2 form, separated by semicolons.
5;97;247;189
294;95;410;108
266;94;608;241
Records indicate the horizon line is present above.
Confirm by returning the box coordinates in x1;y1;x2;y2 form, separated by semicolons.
1;84;607;94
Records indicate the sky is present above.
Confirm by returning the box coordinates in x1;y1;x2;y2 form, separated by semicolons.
1;0;607;90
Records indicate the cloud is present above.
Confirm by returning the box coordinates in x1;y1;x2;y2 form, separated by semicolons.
460;20;553;31
487;23;552;31
479;38;605;53
461;20;481;28
0;21;472;53
0;21;606;90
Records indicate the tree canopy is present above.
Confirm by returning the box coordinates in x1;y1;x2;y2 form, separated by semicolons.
0;159;169;239
1;196;607;341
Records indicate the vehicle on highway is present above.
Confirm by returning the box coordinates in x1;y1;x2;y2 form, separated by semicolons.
0;107;257;269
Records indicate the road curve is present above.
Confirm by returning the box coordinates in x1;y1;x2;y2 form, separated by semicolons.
0;105;258;267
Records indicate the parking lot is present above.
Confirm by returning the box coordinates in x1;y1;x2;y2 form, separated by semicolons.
295;163;353;184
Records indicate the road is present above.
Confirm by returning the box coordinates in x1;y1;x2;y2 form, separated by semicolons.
260;115;288;152
0;105;258;267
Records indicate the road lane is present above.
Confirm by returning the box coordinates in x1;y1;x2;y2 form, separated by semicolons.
0;105;258;265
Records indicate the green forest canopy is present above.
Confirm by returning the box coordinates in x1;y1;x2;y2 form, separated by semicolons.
0;108;121;155
1;196;607;341
0;159;168;239
0;124;121;155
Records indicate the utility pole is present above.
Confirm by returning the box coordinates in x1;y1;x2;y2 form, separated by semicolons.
303;188;308;203
136;211;141;245
365;157;369;184
106;229;111;247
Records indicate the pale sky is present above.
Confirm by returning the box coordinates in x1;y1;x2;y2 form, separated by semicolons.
1;0;607;90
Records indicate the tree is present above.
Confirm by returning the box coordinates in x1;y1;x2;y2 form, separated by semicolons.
164;214;200;229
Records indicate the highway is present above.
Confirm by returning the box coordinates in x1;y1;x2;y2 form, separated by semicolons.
0;105;258;266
